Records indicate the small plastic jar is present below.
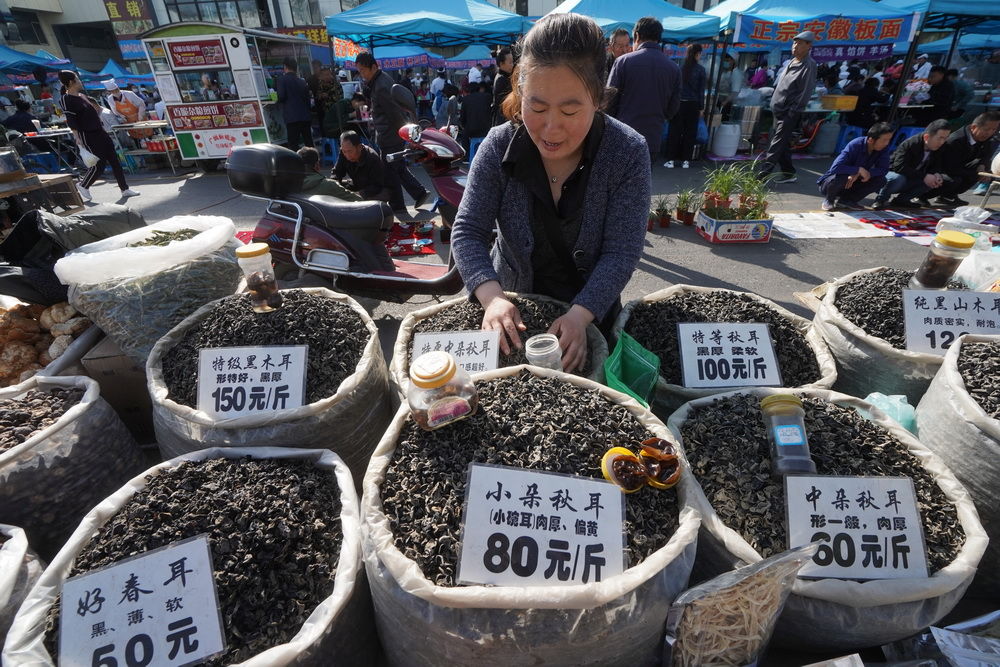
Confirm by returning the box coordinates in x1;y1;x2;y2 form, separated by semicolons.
236;242;283;313
408;351;479;430
759;394;817;477
524;333;563;371
908;230;975;290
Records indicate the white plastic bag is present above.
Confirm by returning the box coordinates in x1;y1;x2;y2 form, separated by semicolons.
2;447;375;666
54;215;242;363
77;146;99;169
931;609;1000;667
146;288;393;488
390;292;609;395
0;524;43;643
613;285;837;416
916;334;1000;595
362;365;702;666
0;375;142;560
666;387;988;652
814;267;943;403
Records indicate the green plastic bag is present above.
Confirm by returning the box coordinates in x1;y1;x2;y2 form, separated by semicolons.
604;332;661;407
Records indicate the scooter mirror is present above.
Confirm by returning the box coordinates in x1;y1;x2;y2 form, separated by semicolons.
407;125;422;144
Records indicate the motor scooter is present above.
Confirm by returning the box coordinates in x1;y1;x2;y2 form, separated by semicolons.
227;124;466;303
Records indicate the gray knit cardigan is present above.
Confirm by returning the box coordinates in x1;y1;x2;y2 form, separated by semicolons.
451;114;651;320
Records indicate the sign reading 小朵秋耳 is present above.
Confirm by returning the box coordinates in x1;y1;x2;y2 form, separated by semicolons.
676;322;782;388
457;464;625;586
903;289;1000;355
59;534;225;666
785;475;928;580
196;345;308;418
411;330;500;375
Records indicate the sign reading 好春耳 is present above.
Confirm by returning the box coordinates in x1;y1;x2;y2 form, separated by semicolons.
676;322;782;388
457;464;625;586
196;345;308;418
903;289;1000;355
59;534;225;666
785;476;928;580
411;330;500;375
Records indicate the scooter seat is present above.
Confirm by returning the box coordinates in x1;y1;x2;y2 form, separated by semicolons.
286;194;393;244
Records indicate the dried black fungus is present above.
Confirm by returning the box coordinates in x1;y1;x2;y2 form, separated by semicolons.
0;387;83;452
162;290;368;407
382;372;680;586
679;394;964;573
958;341;1000;419
44;458;343;665
624;291;821;387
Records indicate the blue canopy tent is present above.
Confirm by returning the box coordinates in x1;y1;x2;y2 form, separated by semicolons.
444;44;494;70
546;0;721;42
918;32;1000;53
34;49;70;66
0;45;66;73
343;45;446;71
325;0;532;49
95;59;155;86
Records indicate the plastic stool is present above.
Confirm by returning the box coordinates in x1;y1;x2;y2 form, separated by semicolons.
467;137;484;163
21;152;59;173
317;137;339;165
834;125;865;154
889;126;923;152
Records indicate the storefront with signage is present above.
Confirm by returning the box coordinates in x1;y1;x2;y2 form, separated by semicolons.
138;22;311;166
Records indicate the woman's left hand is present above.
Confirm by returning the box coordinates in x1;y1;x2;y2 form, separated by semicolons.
548;305;594;373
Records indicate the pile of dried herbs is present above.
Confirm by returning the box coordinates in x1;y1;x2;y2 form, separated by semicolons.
44;457;343;665
408;296;593;374
679;393;964;572
958;341;1000;419
162;290;369;407
624;291;821;387
127;228;200;247
382;371;680;586
0;387;82;452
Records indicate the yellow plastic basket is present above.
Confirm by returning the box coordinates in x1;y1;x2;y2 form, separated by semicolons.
820;95;859;111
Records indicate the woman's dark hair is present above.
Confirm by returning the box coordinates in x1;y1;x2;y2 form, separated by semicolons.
57;70;78;96
500;13;607;123
683;44;703;75
494;46;512;68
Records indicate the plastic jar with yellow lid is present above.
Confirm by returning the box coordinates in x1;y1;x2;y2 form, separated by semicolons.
760;394;817;477
908;230;975;290
407;351;478;430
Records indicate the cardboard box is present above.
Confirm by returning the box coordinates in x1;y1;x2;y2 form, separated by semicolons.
82;335;155;445
695;210;774;244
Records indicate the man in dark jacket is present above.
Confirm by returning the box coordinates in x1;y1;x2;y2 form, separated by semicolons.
816;122;893;210
916;66;955;125
607;17;680;159
461;83;493;151
277;57;313;150
355;52;429;212
491;47;513;127
757;31;818;183
925;111;1000;207
873;119;950;209
333;131;390;202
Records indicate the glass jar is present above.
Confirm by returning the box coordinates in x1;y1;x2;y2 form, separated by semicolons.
236;242;283;313
408;351;479;431
760;394;817;477
908;230;975;290
524;333;563;371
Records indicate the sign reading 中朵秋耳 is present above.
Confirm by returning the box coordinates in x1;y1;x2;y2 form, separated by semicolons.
903;289;1000;355
411;330;500;375
59;534;225;667
676;322;782;388
196;345;308;418
785;475;928;580
457;464;625;586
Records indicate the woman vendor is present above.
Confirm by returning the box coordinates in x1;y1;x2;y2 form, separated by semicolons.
451;13;651;373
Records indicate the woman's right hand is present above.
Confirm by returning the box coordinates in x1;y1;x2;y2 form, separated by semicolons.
476;281;526;355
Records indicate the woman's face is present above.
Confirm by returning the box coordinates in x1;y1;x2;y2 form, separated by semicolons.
520;64;597;162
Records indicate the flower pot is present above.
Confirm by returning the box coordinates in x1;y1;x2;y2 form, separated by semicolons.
647;215;656;231
677;209;695;225
658;213;671;228
703;192;732;210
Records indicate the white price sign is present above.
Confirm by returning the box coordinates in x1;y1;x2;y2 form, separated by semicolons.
676;322;782;388
412;329;500;375
903;289;1000;355
196;345;308;418
785;476;928;580
457;464;625;586
60;535;225;667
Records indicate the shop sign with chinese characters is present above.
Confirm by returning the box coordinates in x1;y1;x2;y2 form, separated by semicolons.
60;535;225;667
196;345;308;418
734;14;918;47
902;289;1000;354
676;322;782;388
785;476;928;580
457;464;625;586
411;330;500;374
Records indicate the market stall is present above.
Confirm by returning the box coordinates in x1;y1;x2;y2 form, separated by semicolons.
137;22;311;168
342;45;446;72
443;44;493;70
546;0;721;42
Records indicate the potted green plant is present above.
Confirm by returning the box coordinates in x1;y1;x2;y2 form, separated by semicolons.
703;164;740;210
647;208;657;231
675;189;699;225
735;166;771;220
654;195;672;227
